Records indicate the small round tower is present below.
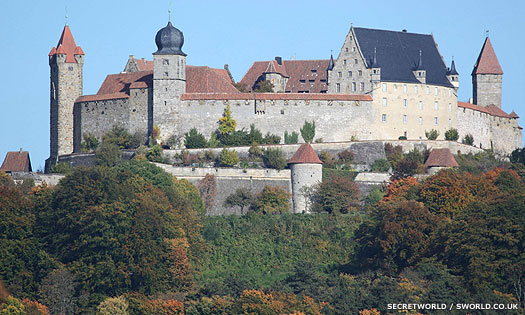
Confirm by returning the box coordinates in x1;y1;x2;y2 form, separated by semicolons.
288;144;323;213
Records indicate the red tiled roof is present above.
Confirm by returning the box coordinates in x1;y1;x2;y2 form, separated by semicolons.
76;92;129;103
186;66;239;93
424;148;459;168
0;151;32;172
458;101;512;118
288;143;322;164
49;25;83;63
97;71;153;95
510;111;520;118
473;37;503;75
240;59;330;93
136;58;153;71
181;93;372;101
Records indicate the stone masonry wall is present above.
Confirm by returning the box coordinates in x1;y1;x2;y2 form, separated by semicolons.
473;74;502;108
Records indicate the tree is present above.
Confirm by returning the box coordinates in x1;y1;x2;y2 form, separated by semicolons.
262;148;287;170
95;142;122;167
38;266;77;315
218;104;236;135
371;159;391;172
233;82;248;92
253;186;290;214
197;174;217;212
97;296;128;315
462;133;474;145
81;133;99;152
253;80;274;92
300;121;316;143
0;296;25;315
184;128;207;149
425;129;439;140
284;131;299;144
219;148;239;167
510;148;525;164
263;132;281;145
306;175;360;214
444;128;459;141
102;125;143;149
49;162;73;175
248;124;264;145
224;188;255;214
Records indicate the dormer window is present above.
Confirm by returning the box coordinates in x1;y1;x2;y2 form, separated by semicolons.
343;60;347;65
300;79;305;84
311;69;317;73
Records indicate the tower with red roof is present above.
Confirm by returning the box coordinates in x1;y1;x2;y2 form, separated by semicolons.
472;36;503;108
46;24;84;169
288;143;323;213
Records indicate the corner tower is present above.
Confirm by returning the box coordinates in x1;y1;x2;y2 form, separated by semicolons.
46;25;84;169
288;144;323;214
153;21;186;142
472;36;503;108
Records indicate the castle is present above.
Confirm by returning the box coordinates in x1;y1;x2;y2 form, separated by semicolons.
45;21;522;171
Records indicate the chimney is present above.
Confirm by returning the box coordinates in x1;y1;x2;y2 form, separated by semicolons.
402;29;407;33
469;97;474;104
19;148;23;154
275;56;282;65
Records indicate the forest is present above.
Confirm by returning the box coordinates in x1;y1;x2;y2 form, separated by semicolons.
1;147;525;314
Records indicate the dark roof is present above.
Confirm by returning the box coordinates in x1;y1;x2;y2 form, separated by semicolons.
447;59;458;75
288;143;322;164
154;22;186;56
472;37;503;75
0;150;32;172
424;148;459;168
353;27;453;87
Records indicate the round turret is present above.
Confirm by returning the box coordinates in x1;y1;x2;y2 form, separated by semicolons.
154;21;186;56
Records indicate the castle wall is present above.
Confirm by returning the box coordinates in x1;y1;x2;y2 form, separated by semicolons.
372;82;458;140
175;98;376;143
153;164;292;215
473;74;502;108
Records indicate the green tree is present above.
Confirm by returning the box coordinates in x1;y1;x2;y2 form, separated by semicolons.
510;148;525;164
218;104;236;135
253;80;274;92
49;162;73;175
462;133;474;145
444;128;459;141
95;142;122;167
284;131;299;144
97;296;129;315
425;129;439;140
184;128;207;149
81;133;99;152
248;124;264;145
306;174;360;214
224;188;255;215
0;296;25;315
253;186;290;214
102;125;142;149
262;148;287;170
371;159;391;172
219;148;239;167
300;121;316;143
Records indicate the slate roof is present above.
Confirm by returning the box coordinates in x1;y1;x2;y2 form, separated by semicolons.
353;27;454;87
424;148;459;168
49;25;84;63
457;101;513;118
288;143;323;164
240;59;330;93
0;150;32;172
472;37;503;75
76;65;238;102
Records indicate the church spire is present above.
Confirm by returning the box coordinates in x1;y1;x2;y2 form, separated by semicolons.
472;37;503;75
328;51;334;71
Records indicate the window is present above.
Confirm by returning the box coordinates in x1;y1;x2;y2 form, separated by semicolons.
448;103;452;111
382;83;387;92
448;118;452;126
163;59;169;65
360;82;364;91
382;114;387;122
336;83;341;93
348;71;352;77
418;117;423;125
434;101;439;110
435;87;438;95
354;59;358;64
426;86;430;94
403;115;407;123
403;84;407;94
434;117;438;125
343;59;347;65
449;89;452;96
414;86;418;94
352;82;357;92
358;70;362;76
338;72;342;78
352;46;356;52
419;101;423;110
403;99;407;108
345;47;349;52
382;97;387;106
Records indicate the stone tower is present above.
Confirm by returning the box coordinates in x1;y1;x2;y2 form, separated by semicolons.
288;144;323;213
472;37;503;108
47;25;84;168
153;21;186;142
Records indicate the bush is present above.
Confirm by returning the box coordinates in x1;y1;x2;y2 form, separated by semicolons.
445;128;459;141
218;104;237;135
300;121;316;143
146;144;163;162
219;129;250;146
80;133;99;152
248;124;264;145
462;134;474;145
319;151;336;168
510;148;525;164
398;136;407;140
184;128;207;149
97;296;128;315
50;162;73;175
95;142;122;167
263;132;281;145
253;80;274;92
203;150;215;162
425;129;440;140
207;133;221;148
284;131;299;144
262;148;287;170
102;125;143;149
219;149;239;167
224;188;255;215
306;175;360;214
371;159;391;172
249;143;263;159
337;150;354;164
166;134;183;149
384;143;403;165
253;186;290;214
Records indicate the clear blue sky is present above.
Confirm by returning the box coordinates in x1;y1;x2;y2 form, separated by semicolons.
1;0;524;170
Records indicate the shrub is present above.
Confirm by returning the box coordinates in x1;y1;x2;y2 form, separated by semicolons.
203;150;215;162
152;125;161;142
146;144;163;162
102;125;143;149
253;185;290;214
218;104;237;135
510;148;525;164
219;149;239;167
319;151;336;168
425;129;440;140
207;133;221;148
384;143;403;165
284;131;299;144
166;134;183;149
181;150;200;166
262;148;287;170
371;159;391;172
97;296;128;315
300;121;316;143
184;128;207;149
462;134;474;145
445;128;459;141
248;124;264;145
219;129;250;146
338;150;354;164
95;142;122;167
249;143;263;159
398;136;407;140
50;162;73;175
253;80;274;92
80;133;99;152
263;132;281;145
224;188;255;214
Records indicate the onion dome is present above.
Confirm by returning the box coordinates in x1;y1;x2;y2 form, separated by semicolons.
154;21;186;56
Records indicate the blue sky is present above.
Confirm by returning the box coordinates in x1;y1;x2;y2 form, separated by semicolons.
1;0;524;170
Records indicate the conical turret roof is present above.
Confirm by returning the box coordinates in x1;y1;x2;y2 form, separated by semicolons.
49;25;83;63
473;37;503;75
288;143;322;164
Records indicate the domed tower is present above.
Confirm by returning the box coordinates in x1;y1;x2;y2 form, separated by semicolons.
153;21;186;141
46;25;84;171
288;144;323;213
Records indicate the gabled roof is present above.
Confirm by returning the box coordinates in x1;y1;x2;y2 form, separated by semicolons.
240;59;330;93
264;60;289;77
0;150;32;172
186;66;239;93
424;148;459;168
353;27;453;87
49;25;83;63
135;58;153;71
457;101;513;118
510;111;519;118
288;143;323;164
472;37;503;75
